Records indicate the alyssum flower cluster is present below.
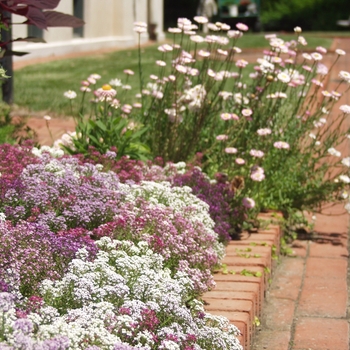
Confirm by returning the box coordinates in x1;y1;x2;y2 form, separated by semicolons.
0;143;243;349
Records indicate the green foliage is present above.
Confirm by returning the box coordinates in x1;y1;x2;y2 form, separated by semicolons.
0;102;15;144
61;87;150;160
261;0;350;31
0;123;15;143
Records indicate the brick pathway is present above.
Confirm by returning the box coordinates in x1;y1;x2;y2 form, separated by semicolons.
204;38;350;349
15;37;350;350
250;38;350;350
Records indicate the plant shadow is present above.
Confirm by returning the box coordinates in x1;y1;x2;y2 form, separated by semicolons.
296;228;347;247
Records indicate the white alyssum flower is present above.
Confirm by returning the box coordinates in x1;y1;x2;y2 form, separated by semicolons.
32;145;64;158
341;157;350;167
0;238;244;349
328;147;341;157
339;175;350;184
125;180;216;231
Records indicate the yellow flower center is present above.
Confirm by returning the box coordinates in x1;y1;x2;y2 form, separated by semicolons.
102;84;112;91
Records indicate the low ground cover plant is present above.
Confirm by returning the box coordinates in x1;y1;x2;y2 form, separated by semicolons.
1;238;242;349
0;143;243;349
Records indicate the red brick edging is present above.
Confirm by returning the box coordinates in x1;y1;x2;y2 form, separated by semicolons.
203;212;283;349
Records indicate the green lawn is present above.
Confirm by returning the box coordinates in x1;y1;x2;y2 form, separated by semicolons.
12;32;342;117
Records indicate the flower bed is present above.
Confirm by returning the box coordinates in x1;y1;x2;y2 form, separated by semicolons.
1;14;350;350
0;143;243;349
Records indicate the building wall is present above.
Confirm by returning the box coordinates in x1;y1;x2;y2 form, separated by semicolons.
12;0;164;62
45;0;73;42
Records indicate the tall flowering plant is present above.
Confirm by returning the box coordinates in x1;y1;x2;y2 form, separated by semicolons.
130;20;350;217
56;18;350;220
199;28;350;215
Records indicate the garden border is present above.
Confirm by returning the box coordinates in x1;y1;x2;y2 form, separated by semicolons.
202;212;283;349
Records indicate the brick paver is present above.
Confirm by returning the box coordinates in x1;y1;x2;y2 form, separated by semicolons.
298;277;347;317
293;318;349;350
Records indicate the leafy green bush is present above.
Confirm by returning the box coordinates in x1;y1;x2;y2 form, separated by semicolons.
59;84;150;160
261;0;350;31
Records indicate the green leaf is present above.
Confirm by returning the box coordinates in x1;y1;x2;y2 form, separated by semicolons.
87;134;100;145
240;269;254;277
264;267;271;274
131;126;149;139
95;120;107;132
